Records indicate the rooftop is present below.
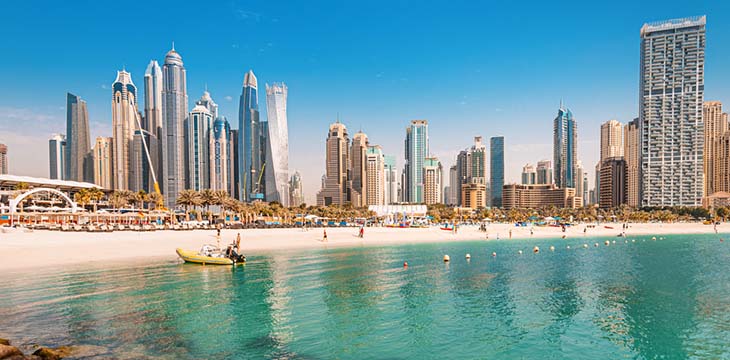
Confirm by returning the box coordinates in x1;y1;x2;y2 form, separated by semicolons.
0;174;104;191
641;16;706;36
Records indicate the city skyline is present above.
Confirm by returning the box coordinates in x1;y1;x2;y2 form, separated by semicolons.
2;2;730;204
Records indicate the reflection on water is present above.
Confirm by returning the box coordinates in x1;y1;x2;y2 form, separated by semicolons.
2;234;730;359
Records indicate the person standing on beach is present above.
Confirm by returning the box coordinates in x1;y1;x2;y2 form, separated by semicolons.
235;233;241;252
323;229;328;242
509;229;512;239
359;226;364;238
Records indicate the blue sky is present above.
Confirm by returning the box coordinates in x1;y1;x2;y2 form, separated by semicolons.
1;0;729;203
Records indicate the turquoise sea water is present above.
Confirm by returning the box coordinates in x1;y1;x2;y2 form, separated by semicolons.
2;234;730;359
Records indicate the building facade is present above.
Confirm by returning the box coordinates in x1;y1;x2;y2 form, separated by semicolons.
624;118;640;207
704;101;728;196
423;157;442;205
502;184;582;210
238;70;264;202
490;136;504;207
404;120;428;203
92;137;113;189
553;103;577;189
0;144;7;175
536;160;553;185
130;130;158;193
317;121;350;206
264;83;290;206
365;145;385;206
111;70;139;190
599;157;627;208
186;104;212;191
521;164;536;185
210;117;231;192
461;181;487;209
350;131;369;207
161;46;188;207
289;171;304;207
384;155;398;204
144;60;163;191
49;134;66;180
65;93;91;182
639;16;705;206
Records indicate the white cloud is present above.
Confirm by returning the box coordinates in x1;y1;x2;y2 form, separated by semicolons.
224;96;233;101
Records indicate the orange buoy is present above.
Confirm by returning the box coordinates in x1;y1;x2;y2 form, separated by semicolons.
404;261;408;267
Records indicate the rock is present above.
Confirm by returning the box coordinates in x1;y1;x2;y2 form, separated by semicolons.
5;355;42;360
0;344;23;359
32;345;107;360
31;346;70;360
0;340;9;346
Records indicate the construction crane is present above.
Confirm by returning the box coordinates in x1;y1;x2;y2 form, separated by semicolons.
133;107;165;210
250;162;266;201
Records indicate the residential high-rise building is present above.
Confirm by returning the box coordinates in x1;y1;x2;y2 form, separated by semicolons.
210;116;231;192
521;164;536;185
640;16;706;206
131;130;158;193
365;145;385;206
92;137;113;189
404;120;428;203
423;157;442;205
575;161;587;206
197;90;218;119
238;70;263;202
704;101;728;196
317;121;350;206
144;60;163;191
350;131;369;206
624;118;641;207
600;120;624;160
536;160;553;185
553;103;577;189
65;93;90;182
461;181;487;209
448;165;459;205
599;157;627;209
0;144;7;175
502;184;582;209
264;83;290;206
187;103;212;191
49;134;66;180
384;155;398;205
453;136;487;207
229;129;240;199
490;136;504;207
289;171;304;207
111;70;140;190
161;45;188;207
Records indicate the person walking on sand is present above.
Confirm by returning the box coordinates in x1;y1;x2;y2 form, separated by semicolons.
323;229;328;242
509;229;512;239
235;233;241;252
359;226;364;238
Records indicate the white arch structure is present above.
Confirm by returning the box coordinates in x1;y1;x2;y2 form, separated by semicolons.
9;188;78;214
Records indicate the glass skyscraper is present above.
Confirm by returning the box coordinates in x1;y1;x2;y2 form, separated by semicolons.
404;120;428;203
187;104;212;191
553;103;577;189
490;136;504;207
161;46;188;207
238;70;263;201
264;82;290;206
210;116;231;192
640;16;705;206
65;92;90;182
49;134;66;180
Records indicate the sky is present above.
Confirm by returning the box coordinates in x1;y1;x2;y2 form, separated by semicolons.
1;0;729;204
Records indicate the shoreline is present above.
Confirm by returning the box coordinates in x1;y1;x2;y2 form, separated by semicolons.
0;222;723;272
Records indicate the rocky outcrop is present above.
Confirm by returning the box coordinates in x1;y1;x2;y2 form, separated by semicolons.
0;344;23;359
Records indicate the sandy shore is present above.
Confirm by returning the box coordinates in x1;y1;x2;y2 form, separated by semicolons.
0;222;723;271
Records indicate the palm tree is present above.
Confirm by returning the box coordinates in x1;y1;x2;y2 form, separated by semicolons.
74;189;91;211
108;191;128;211
86;188;104;213
211;190;229;222
147;192;163;210
134;190;147;209
176;189;201;221
199;189;216;222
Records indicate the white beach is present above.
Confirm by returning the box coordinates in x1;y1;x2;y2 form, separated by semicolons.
0;222;724;272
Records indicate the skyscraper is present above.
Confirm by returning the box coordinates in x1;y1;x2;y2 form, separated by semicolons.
210;116;231;192
49;134;66;180
490;136;504;207
111;70;139;190
238;70;263;202
365;145;385;206
553;103;577;189
229;129;240;199
624;118;640;207
404;120;428;203
264;83;290;206
350;131;369;207
92;137;113;189
575;161;586;207
599;157;627;209
448;165;459;205
289;171;304;207
317;121;349;206
0;144;7;175
455;136;487;207
423;157;442;205
522;164;536;185
536;160;553;185
640;16;705;206
704;101;728;196
131;130;158;193
187;103;212;191
65;93;90;182
144;60;163;191
384;155;398;204
161;45;188;207
600;120;624;160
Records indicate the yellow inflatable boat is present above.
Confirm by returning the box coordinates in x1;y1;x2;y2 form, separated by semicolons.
176;245;245;265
